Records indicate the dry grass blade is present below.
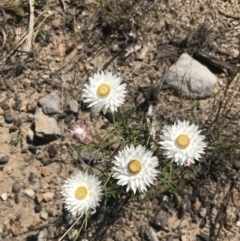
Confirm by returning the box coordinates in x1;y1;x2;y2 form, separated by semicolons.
0;26;6;51
58;213;83;241
24;0;34;53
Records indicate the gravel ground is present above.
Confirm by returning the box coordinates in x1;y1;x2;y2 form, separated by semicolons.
0;0;240;240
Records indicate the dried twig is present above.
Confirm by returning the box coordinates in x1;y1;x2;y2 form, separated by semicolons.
58;214;83;241
0;26;6;51
24;0;34;53
218;9;240;20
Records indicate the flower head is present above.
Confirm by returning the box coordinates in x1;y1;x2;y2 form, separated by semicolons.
82;71;127;114
61;171;103;216
159;120;206;166
68;123;90;144
112;145;159;193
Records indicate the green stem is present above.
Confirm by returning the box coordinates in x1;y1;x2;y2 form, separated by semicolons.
104;171;113;189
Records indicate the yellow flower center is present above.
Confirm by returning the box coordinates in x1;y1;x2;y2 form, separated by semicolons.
75;186;88;200
97;84;111;97
128;160;142;174
175;134;190;148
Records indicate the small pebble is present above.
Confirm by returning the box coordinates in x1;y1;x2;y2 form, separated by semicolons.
1;103;10;111
10;225;19;236
35;193;43;204
37;151;49;160
196;233;210;241
233;160;240;170
57;112;67;119
199;207;207;218
166;236;173;241
38;92;60;114
4;110;14;123
54;192;61;200
0;156;9;165
181;235;188;241
27;129;34;142
6;165;13;175
46;208;56;217
14;193;19;204
35;204;42;213
15;214;21;221
41;167;48;177
43;192;54;202
12;183;22;193
69;99;79;113
145;226;158;241
28;172;35;183
24;189;35;199
192;199;202;212
111;44;120;53
236;220;240;227
28;145;37;154
48;144;58;158
37;228;48;241
1;192;8;201
13;118;22;127
153;212;168;229
9;125;18;132
52;18;61;28
40;212;49;220
78;64;85;72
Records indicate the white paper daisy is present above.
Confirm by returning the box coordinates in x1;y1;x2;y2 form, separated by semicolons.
159;120;206;166
112;145;159;193
61;171;102;216
82;71;127;114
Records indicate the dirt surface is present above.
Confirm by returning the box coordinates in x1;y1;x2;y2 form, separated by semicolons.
0;0;240;241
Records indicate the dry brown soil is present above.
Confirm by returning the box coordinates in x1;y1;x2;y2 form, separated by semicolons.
0;0;240;241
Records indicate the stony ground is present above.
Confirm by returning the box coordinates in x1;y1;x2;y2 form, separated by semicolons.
0;0;240;241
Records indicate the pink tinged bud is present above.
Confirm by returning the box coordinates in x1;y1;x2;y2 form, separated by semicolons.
68;124;91;144
185;163;193;168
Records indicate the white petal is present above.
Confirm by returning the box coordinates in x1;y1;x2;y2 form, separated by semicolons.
159;120;206;166
61;171;103;217
112;145;160;193
82;71;127;114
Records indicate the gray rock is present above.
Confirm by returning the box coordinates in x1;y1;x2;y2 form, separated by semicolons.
153;212;168;229
37;228;48;241
0;156;9;165
163;53;217;99
34;109;61;140
38;92;60;114
196;233;210;241
12;183;22;193
145;226;159;241
4;110;14;123
48;144;58;158
199;207;207;218
35;204;42;213
24;189;35;199
69;99;79;113
1;103;10;111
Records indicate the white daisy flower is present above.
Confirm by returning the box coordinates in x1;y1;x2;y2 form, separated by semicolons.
82;71;127;114
112;145;159;193
159;120;206;166
61;171;102;216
